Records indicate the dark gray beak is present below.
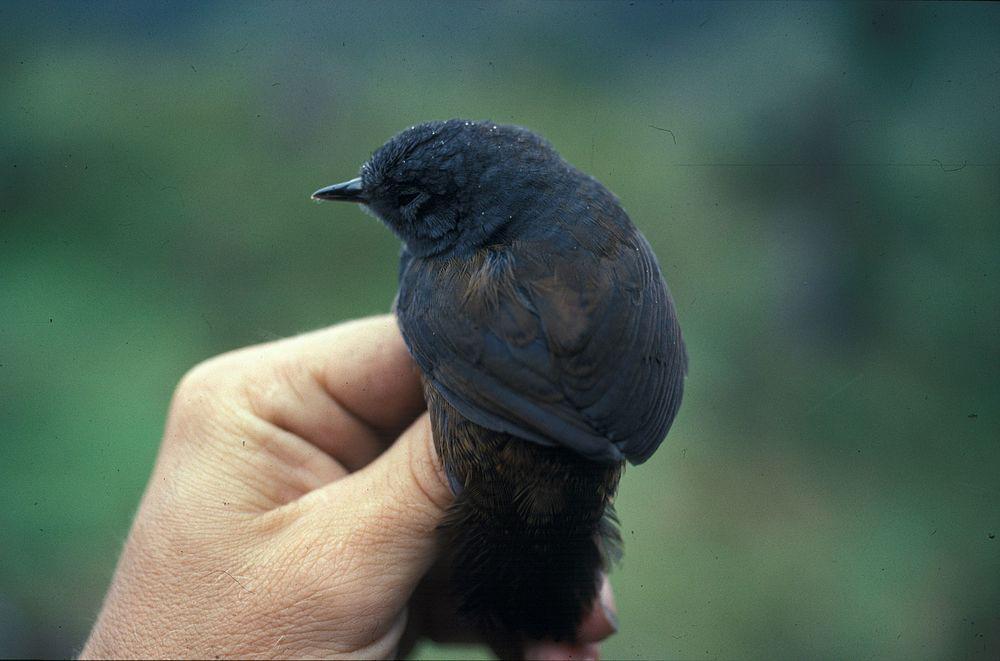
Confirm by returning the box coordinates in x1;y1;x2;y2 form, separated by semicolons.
312;177;366;202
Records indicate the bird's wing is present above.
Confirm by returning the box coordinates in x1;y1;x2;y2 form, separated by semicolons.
395;218;686;464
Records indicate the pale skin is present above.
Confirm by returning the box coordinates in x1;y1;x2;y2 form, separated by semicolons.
82;315;617;660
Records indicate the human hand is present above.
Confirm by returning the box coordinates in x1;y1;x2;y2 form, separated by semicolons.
81;315;618;659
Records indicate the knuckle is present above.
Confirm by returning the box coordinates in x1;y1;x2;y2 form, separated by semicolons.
240;355;306;424
174;353;237;403
166;351;254;440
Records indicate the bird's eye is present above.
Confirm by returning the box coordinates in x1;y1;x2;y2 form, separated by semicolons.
398;191;421;207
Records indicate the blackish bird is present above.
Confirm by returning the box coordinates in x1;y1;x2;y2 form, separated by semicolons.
312;120;687;648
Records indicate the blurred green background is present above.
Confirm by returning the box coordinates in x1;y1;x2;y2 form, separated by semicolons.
2;1;998;658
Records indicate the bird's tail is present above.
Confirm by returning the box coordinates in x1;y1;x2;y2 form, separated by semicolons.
436;434;623;644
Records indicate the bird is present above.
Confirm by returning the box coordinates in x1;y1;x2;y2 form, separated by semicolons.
312;119;687;649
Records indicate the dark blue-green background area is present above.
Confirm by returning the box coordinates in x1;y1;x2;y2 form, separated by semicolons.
2;1;998;658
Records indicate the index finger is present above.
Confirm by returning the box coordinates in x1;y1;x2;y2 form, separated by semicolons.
224;314;426;469
299;315;426;433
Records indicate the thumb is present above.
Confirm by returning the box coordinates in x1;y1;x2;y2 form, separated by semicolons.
289;412;454;606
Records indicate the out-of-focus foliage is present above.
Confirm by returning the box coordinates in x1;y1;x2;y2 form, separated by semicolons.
2;2;998;658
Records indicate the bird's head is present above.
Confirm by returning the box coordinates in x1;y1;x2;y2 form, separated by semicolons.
312;120;567;257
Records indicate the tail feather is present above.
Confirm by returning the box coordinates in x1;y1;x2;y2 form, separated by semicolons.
440;494;619;641
424;378;623;643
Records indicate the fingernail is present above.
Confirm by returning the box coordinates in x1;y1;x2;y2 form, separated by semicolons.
524;641;601;661
599;574;619;633
579;641;601;661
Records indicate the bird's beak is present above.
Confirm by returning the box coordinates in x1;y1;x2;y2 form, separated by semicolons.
311;177;366;203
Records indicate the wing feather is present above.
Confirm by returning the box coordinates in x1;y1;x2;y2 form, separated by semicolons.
396;209;686;464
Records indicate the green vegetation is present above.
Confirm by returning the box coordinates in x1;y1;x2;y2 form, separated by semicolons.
2;2;998;657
